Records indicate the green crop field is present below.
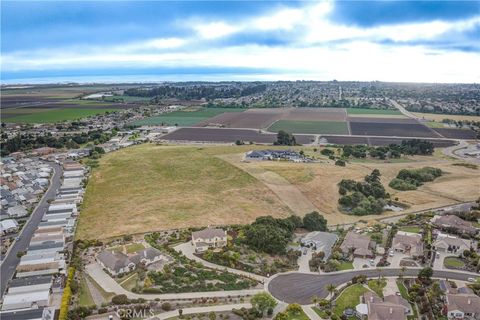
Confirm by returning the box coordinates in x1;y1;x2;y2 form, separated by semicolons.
346;108;403;115
131;107;245;126
267;120;349;134
4;108;120;123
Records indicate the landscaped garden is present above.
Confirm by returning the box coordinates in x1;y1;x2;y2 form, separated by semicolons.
443;256;465;269
333;284;368;317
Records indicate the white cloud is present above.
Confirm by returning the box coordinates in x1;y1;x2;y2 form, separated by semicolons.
193;21;241;39
3;0;480;83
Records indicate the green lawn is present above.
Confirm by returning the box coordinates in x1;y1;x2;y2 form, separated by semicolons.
78;277;95;307
119;273;139;291
286;310;309;320
338;261;354;271
126;243;145;253
346;108;403;115
444;257;465;268
333;284;368;317
131;107;245;126
5;108;119;123
368;279;386;297
268;120;349;134
424;121;446;128
399;226;422;233
312;307;329;319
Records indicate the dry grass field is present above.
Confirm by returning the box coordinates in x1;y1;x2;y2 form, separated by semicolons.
222;151;480;226
413;112;480;122
78;144;480;239
77;144;292;239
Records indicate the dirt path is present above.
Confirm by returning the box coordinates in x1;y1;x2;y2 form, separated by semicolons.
219;154;321;216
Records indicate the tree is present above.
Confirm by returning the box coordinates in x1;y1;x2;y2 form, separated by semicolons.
418;267;433;281
303;211;328;231
274;312;289;320
286;304;302;315
209;311;216;320
275;130;296;146
251;292;277;316
326;283;336;306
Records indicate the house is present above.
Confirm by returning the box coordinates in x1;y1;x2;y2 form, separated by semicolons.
432;215;478;235
97;250;135;276
340;231;376;258
1;289;51;311
135;247;165;265
445;293;480;319
392;231;424;258
7;205;28;218
0;219;19;235
434;233;472;255
358;291;410;320
191;228;227;253
300;231;338;260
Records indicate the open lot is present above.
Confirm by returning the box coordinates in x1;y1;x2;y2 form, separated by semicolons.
77;144;292;239
162;127;315;144
222;151;480;225
78;143;479;239
267;120;349;134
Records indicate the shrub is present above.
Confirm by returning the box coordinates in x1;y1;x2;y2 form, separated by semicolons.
161;302;172;311
111;294;130;305
59;267;75;320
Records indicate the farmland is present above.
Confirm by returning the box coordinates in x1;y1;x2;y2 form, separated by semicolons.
77;144;292;239
346;108;403;116
131;107;245;126
350;121;440;138
162;127;315;144
267;120;349;134
3;108;120;123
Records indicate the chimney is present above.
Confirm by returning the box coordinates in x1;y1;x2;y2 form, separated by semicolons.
370;297;374;302
468;299;471;305
389;307;393;314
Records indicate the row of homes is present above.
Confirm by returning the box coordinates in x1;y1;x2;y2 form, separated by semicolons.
1;157;52;216
0;161;86;319
338;213;478;260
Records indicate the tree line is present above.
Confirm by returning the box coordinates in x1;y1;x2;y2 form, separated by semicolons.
1;130;114;156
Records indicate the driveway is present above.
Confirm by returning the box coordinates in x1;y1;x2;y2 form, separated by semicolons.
0;162;62;297
85;263;263;300
297;248;313;273
433;252;448;270
353;256;381;269
383;278;400;296
387;252;409;268
174;242;267;282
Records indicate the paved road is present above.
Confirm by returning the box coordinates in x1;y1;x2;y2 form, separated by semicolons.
86;263;262;300
389;99;420;120
0;162;62;298
268;269;480;305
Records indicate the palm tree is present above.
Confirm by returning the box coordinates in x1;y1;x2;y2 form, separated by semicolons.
399;266;407;279
326;284;336;309
311;295;319;307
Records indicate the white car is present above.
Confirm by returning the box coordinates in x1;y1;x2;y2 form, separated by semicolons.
389;250;394;257
467;277;478;283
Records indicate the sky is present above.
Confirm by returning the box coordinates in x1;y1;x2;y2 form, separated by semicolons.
1;0;480;83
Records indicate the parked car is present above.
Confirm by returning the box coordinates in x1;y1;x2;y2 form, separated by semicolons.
369;259;375;266
467;277;478;282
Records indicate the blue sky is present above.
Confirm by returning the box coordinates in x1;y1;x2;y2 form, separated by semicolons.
1;1;479;83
